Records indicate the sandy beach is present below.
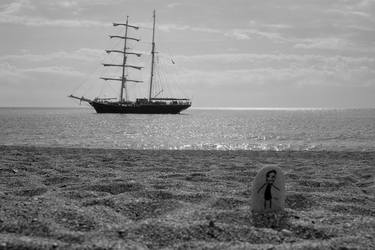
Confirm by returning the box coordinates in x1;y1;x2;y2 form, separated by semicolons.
0;145;374;249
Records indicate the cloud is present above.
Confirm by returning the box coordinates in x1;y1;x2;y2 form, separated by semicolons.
174;53;375;69
224;28;287;42
0;0;34;15
0;49;97;82
158;23;220;34
173;65;375;94
0;48;104;63
22;66;84;76
0;0;108;27
53;1;79;8
0;14;108;27
294;38;351;50
3;50;373;91
248;20;293;30
293;38;375;53
226;29;250;40
163;53;375;90
0;62;23;83
325;8;372;19
0;62;84;79
167;3;184;9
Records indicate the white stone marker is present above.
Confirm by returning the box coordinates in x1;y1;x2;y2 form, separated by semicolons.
251;165;285;212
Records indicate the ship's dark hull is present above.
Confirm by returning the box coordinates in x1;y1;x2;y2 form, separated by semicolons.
90;101;191;114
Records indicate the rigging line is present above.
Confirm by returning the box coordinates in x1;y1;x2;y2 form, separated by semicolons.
102;80;117;98
160;54;189;98
103;82;118;98
165;53;190;98
101;37;126;85
71;37;123;96
156;73;166;98
154;57;162;95
71;59;105;94
155;61;166;96
99;61;119;98
159;49;185;96
154;70;161;97
158;57;177;98
71;64;103;96
153;57;163;97
159;60;177;98
98;82;107;97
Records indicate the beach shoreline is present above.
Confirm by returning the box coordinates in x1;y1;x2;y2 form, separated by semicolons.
0;145;374;249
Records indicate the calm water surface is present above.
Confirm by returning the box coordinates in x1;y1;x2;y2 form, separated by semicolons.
1;108;374;151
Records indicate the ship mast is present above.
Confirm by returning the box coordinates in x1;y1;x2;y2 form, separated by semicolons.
101;17;142;102
148;9;156;102
120;16;129;102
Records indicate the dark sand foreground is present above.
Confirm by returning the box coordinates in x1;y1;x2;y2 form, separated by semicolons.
0;146;374;249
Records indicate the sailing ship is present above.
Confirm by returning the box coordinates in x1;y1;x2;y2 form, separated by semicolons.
69;10;191;114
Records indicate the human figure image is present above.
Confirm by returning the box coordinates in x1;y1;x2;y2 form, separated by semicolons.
257;169;280;209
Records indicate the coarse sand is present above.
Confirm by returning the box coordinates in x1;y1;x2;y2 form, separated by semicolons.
0;146;374;249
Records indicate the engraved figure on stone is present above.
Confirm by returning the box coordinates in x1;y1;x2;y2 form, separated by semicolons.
257;169;280;209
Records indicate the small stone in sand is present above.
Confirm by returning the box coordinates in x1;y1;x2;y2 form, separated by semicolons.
251;165;286;212
281;229;293;236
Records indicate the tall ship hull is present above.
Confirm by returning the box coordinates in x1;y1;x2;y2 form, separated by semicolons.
69;10;192;114
90;101;191;114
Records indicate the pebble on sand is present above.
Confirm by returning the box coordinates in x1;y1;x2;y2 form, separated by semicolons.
251;165;286;212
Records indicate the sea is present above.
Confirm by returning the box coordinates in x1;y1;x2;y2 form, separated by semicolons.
0;107;374;152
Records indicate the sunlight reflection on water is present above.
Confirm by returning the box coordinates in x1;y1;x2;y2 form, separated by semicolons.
0;108;374;151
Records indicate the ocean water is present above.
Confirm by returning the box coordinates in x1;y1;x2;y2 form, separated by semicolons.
0;107;374;151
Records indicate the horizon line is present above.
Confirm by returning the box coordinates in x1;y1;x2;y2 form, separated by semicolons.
191;107;375;110
0;106;374;110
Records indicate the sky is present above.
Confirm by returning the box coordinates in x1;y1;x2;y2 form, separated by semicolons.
0;0;375;108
